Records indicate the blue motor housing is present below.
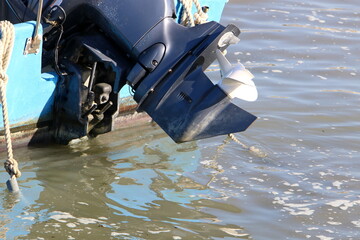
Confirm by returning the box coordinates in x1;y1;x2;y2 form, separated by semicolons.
60;0;176;58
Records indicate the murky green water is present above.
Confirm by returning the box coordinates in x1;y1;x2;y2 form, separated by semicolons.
1;0;360;239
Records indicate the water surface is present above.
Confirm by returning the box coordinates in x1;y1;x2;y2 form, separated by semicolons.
1;0;360;239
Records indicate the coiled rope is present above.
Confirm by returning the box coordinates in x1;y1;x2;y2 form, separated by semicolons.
179;0;208;26
0;21;21;179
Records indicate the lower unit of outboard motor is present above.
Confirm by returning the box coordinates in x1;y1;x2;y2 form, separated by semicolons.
51;0;257;143
128;20;257;143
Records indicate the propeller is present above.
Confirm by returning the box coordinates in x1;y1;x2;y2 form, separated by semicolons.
216;49;258;102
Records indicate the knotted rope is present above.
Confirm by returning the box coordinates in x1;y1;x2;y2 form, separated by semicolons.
179;0;208;27
0;21;21;179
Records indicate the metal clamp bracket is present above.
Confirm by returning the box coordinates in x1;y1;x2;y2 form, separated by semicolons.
24;0;43;55
24;35;42;55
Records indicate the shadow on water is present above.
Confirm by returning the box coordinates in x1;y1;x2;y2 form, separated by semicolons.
1;123;250;239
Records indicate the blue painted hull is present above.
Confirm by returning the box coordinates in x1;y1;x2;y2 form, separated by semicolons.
1;22;57;128
0;0;228;135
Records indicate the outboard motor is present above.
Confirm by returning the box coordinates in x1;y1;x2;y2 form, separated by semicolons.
42;0;257;143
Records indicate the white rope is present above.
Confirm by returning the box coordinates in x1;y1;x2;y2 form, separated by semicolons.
229;133;268;158
179;0;208;27
0;20;21;179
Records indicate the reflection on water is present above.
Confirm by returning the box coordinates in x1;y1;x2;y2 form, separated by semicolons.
1;0;360;239
1;124;249;239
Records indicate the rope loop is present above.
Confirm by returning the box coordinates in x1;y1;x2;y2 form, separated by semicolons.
0;20;21;179
179;0;208;27
4;158;21;178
